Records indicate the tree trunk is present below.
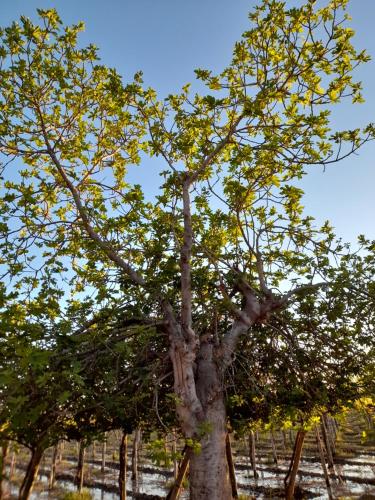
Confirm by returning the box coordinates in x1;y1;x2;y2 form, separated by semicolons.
315;426;333;500
226;434;238;499
48;444;59;490
248;431;258;479
101;434;106;473
0;442;9;500
188;345;232;500
166;447;192;500
18;446;44;500
284;430;306;500
119;432;127;500
189;398;231;499
75;440;85;492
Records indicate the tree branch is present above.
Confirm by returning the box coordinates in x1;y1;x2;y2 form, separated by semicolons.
180;176;195;345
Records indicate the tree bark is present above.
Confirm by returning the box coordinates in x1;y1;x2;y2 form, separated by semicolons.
248;431;258;479
119;432;127;500
0;442;9;500
226;433;238;499
284;430;305;500
48;444;59;490
18;446;44;500
188;345;232;500
189;399;231;499
75;440;85;492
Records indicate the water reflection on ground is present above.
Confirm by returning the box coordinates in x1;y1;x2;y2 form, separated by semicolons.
3;449;375;499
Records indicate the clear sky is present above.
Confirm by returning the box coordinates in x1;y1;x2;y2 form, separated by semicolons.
1;0;374;246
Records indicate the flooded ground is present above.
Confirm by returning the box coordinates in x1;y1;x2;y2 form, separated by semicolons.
2;415;375;499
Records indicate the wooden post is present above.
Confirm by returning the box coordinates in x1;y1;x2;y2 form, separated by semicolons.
270;430;278;465
9;450;16;481
0;442;9;500
284;430;306;500
166;447;192;500
48;444;58;490
321;418;335;475
226;433;238;499
282;430;288;449
75;440;85;492
248;431;258;479
101;434;106;474
315;426;333;500
18;446;44;500
288;429;294;446
119;432;127;500
323;413;336;457
172;430;178;480
132;428;140;482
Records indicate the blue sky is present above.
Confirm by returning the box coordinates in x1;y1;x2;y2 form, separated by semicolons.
1;0;374;246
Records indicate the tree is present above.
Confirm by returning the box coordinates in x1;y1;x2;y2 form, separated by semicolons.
0;2;373;498
0;288;169;499
0;288;80;500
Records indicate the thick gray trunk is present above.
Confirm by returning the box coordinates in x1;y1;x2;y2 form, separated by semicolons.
189;398;231;499
188;344;232;500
